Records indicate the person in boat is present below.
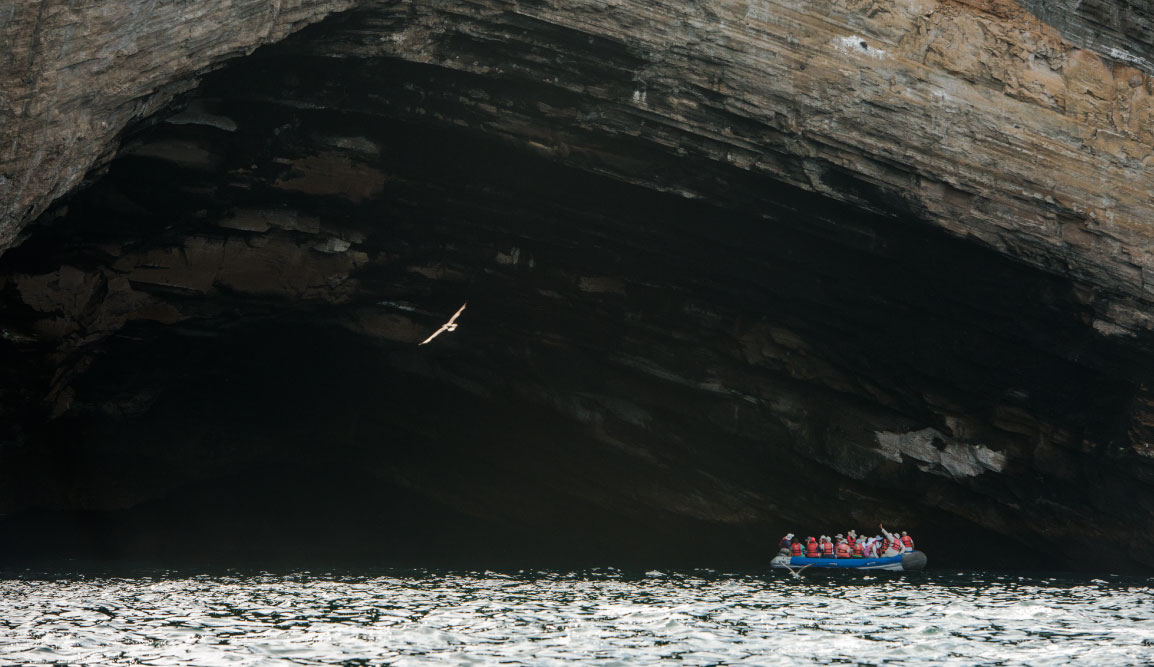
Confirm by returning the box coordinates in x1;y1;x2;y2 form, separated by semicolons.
779;533;795;552
879;524;911;555
845;531;857;549
820;536;835;558
852;538;864;558
805;536;820;558
880;525;915;553
835;538;851;558
791;537;803;557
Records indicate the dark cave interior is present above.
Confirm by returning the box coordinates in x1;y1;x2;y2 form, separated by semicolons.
1;9;1153;573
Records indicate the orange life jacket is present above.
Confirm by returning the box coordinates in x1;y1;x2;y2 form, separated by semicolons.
902;535;913;549
835;542;850;558
806;540;819;557
791;542;802;556
821;541;834;556
846;535;856;547
853;542;863;557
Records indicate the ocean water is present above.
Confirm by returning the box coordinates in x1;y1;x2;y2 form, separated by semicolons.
0;567;1151;665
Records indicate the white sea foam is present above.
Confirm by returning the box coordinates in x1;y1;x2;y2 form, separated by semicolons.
0;569;1149;665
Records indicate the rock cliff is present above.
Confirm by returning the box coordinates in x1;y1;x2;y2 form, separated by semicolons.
1;0;1153;570
0;0;355;250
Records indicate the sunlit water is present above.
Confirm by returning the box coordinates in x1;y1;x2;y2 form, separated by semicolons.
1;567;1151;665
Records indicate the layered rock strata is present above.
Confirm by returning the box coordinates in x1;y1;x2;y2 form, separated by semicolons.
7;0;1154;334
1;0;1153;569
1020;0;1154;73
0;0;355;250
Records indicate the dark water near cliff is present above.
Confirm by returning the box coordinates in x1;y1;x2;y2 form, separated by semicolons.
1;566;1151;665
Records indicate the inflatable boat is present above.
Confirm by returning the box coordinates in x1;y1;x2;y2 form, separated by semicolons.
771;550;927;571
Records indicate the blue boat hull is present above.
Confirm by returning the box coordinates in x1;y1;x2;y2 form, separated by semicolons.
771;551;927;571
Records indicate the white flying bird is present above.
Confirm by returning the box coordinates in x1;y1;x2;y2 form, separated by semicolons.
419;302;467;345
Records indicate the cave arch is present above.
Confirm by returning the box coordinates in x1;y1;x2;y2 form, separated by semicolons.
1;4;1153;572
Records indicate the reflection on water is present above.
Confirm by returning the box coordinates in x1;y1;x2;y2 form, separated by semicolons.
0;567;1151;665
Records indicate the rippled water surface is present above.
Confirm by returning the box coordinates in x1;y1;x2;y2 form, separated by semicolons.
1;567;1152;665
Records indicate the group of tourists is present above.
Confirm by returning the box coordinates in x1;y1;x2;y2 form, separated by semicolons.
778;523;915;559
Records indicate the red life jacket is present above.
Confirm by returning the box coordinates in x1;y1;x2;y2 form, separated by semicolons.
791;542;802;557
902;535;914;549
846;535;856;547
835;542;850;558
805;539;819;558
821;541;834;556
853;542;863;557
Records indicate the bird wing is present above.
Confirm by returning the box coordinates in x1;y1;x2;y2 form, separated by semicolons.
446;302;467;325
418;325;449;345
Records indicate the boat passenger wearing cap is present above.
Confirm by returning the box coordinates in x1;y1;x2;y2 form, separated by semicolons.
879;524;901;556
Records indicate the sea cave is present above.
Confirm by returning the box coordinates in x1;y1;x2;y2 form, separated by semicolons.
1;0;1154;573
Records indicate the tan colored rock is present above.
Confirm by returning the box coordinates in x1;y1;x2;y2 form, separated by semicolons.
0;0;356;250
4;1;1154;338
273;152;388;203
316;0;1154;334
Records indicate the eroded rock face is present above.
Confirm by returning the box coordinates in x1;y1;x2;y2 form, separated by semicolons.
1;0;1154;570
1020;0;1154;73
0;0;356;251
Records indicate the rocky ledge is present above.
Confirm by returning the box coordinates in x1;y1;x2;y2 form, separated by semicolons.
1;0;1153;571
